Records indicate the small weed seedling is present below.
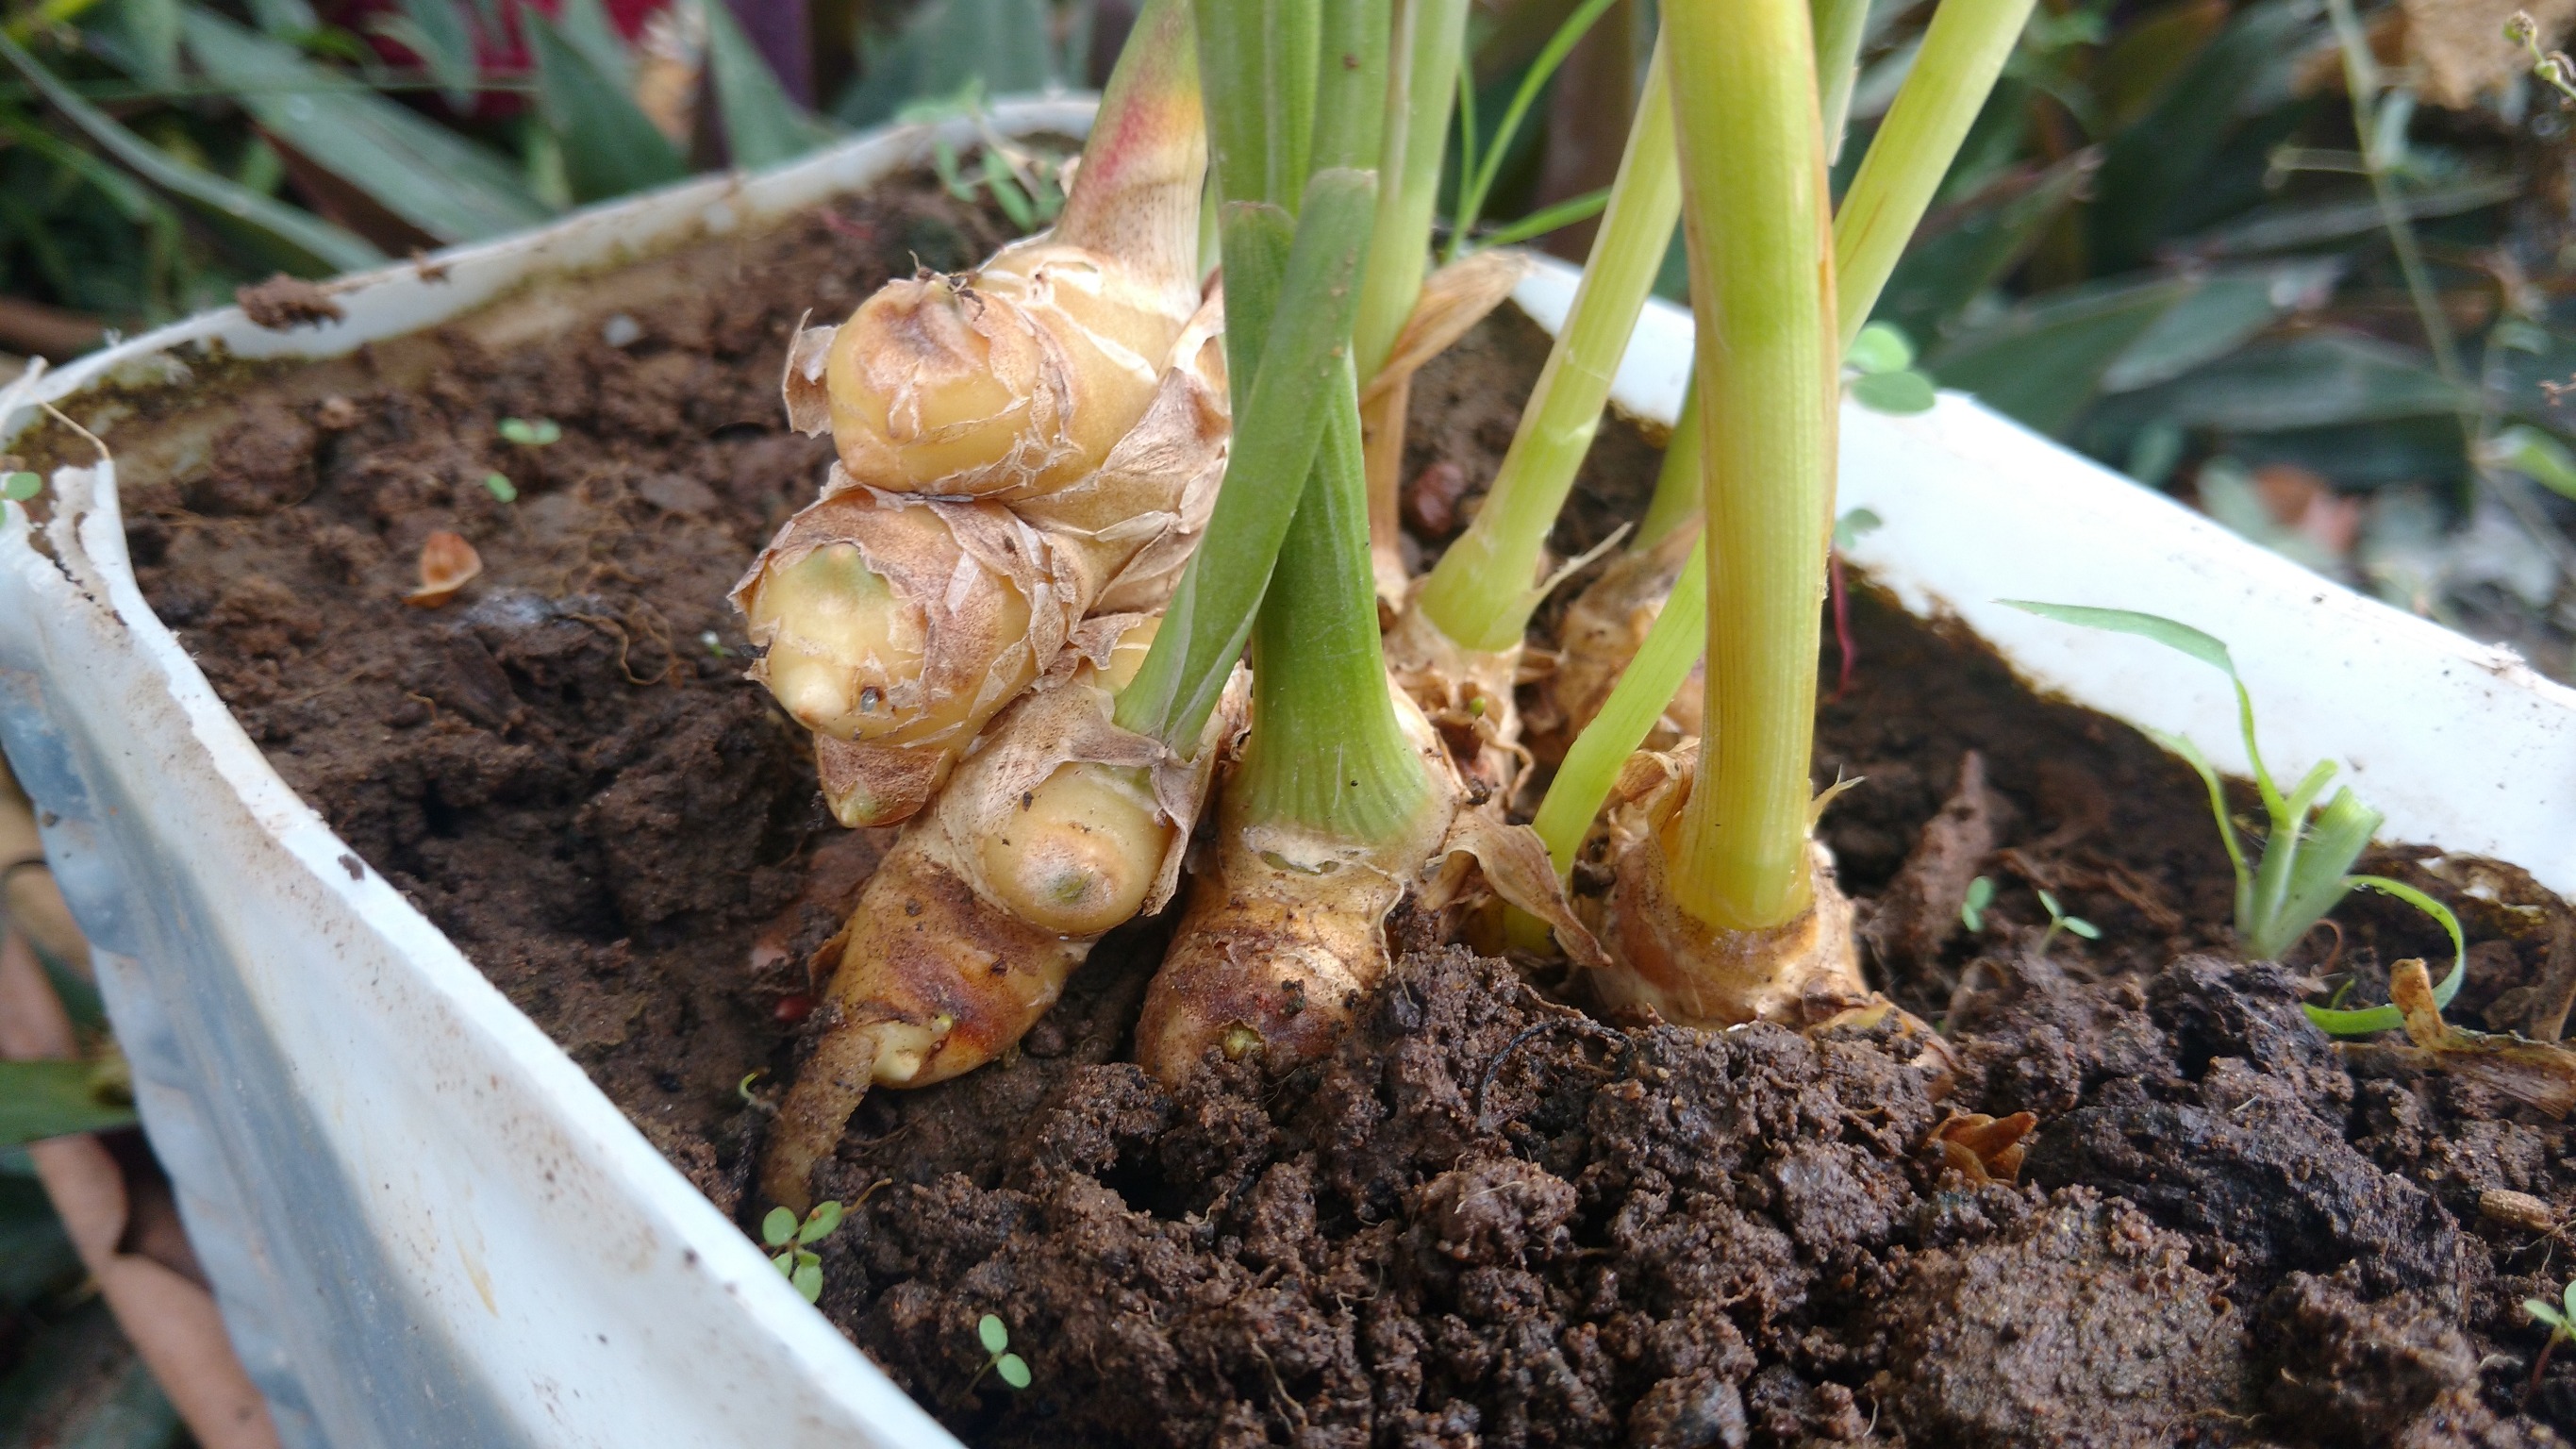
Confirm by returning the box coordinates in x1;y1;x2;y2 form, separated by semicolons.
1959;875;1995;933
496;417;562;446
2003;603;2464;1036
3;471;39;503
972;1312;1031;1393
1843;322;1937;416
481;473;518;503
2526;1279;2576;1398
2036;889;2099;954
760;1199;843;1304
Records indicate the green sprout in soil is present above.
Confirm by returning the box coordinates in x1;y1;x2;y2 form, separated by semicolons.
482;473;518;502
760;1198;843;1304
2508;11;2576;108
1958;874;2097;951
2003;602;2466;1035
495;417;562;446
2526;1279;2576;1397
1960;875;1995;933
2;471;38;503
2036;889;2100;954
971;1312;1032;1393
1844;322;1937;416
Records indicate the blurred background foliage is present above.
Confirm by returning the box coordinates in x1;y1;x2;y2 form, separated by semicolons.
2;0;2575;640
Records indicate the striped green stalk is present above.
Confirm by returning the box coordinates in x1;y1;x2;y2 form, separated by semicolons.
1541;0;2039;890
1813;0;1872;162
1832;0;2038;344
1531;537;1706;873
1230;360;1437;840
1194;0;1320;208
1353;0;1471;378
1114;176;1381;754
1412;36;1678;651
1662;0;1837;931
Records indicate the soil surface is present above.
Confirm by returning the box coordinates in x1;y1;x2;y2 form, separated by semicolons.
86;185;2576;1448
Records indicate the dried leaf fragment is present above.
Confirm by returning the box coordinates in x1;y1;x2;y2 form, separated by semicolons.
406;530;482;608
2385;957;2576;1118
1931;1110;2038;1185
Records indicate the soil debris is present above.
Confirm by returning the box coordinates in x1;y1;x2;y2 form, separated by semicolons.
233;275;344;331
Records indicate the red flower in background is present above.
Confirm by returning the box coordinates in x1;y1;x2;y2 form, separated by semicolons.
324;0;673;118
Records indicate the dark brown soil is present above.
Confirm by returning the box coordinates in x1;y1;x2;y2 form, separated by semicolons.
74;183;2576;1449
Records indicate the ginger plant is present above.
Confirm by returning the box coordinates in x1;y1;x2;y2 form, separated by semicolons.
1534;0;2037;771
1525;0;2037;1030
1116;0;1592;1083
1385;32;1681;795
761;614;1239;1208
1116;0;1453;1082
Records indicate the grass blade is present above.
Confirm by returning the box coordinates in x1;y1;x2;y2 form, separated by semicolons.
524;7;685;203
0;1060;138;1148
555;0;634;85
2000;599;2237;676
1115;170;1378;755
0;27;383;274
705;0;836;169
183;7;554;243
2302;874;2466;1035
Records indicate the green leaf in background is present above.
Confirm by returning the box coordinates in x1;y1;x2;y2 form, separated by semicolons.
2092;0;2229;131
2198;456;2345;572
2098;259;2335;392
81;0;181;87
369;0;481;112
1845;321;1915;375
836;0;1059;127
0;1301;186;1447
241;0;316;34
1852;369;1938;413
524;7;685;204
2109;334;2466;433
2088;0;2319;270
0;28;383;275
1929;276;2194;435
554;0;633;88
182;8;554;244
0;1060;136;1150
0;1177;78;1309
2174;174;2518;258
1872;148;2097;345
705;0;837;169
2483;425;2576;502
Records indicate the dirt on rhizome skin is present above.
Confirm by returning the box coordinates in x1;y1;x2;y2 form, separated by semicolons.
35;169;2575;1446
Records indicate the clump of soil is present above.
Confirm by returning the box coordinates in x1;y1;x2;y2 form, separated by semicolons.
75;179;2576;1448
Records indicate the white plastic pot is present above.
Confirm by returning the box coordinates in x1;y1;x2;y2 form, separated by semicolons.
4;103;2572;1449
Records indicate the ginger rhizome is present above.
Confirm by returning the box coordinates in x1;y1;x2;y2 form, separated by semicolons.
736;0;1219;825
761;617;1240;1210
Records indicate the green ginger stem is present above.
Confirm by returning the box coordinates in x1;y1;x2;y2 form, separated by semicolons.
1832;0;2039;347
1662;0;1837;931
1354;0;1471;379
1413;35;1679;652
1538;0;2039;888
